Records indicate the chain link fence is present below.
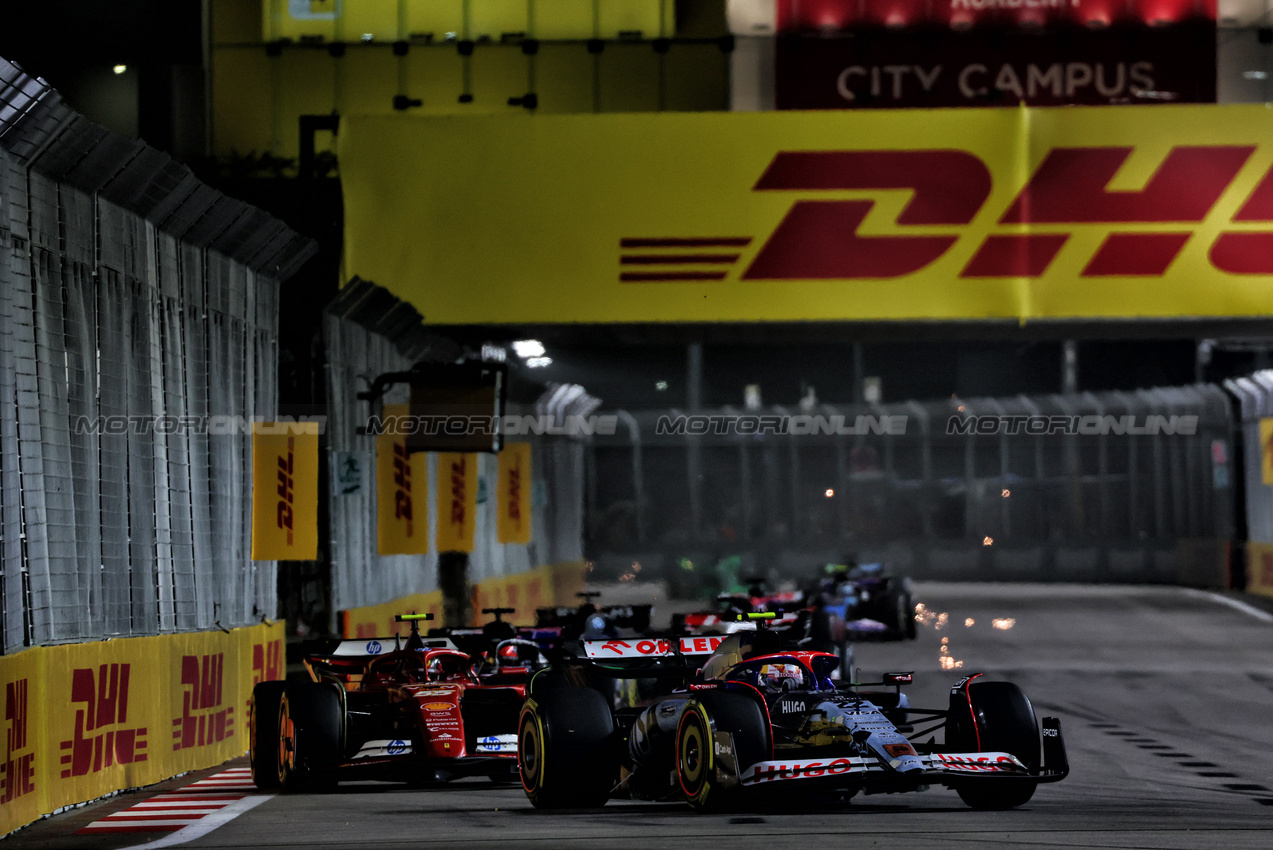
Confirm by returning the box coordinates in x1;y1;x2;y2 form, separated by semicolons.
586;384;1235;587
0;59;314;653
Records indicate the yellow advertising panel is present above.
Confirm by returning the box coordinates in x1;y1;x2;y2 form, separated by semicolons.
340;590;446;639
0;648;43;833
1261;418;1273;485
342;106;1273;324
497;442;533;545
252;421;319;560
436;452;478;553
377;404;429;555
1247;541;1273;599
0;621;284;838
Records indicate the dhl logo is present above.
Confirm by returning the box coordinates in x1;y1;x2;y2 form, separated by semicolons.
173;654;234;751
252;639;284;686
276;437;295;544
505;463;522;526
60;664;147;778
621;146;1273;281
449;456;467;528
2;679;34;803
392;441;414;535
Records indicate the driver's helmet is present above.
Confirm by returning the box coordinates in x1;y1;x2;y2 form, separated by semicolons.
498;643;520;663
427;657;444;681
757;662;802;693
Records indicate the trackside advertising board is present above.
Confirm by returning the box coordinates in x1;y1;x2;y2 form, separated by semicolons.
0;622;284;837
341;106;1273;324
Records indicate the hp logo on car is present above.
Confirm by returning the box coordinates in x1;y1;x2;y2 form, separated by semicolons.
366;640;383;654
481;736;504;751
387;740;407;755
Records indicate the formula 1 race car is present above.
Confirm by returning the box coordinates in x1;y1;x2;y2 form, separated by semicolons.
672;578;853;677
517;616;1067;812
249;614;533;791
815;561;918;642
535;591;653;641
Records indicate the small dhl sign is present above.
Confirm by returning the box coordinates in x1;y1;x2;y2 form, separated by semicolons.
436;452;477;553
377;404;428;555
341;106;1273;324
497;442;531;545
252;422;319;560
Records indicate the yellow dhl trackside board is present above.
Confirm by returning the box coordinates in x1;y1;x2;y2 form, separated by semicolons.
341;105;1273;323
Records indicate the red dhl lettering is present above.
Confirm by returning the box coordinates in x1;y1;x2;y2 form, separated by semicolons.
393;441;413;534
507;465;521;523
174;654;233;752
630;146;1273;283
2;679;34;803
252;640;284;686
450;457;467;527
61;664;148;778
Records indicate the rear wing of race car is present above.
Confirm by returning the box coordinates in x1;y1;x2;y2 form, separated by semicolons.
572;635;728;677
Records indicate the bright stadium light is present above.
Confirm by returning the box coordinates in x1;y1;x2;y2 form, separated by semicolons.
513;339;545;358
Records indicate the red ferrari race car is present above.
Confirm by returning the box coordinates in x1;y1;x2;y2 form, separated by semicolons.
250;613;539;791
517;614;1068;812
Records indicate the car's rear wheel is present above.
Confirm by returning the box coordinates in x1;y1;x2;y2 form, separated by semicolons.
249;681;287;789
278;682;342;792
948;681;1039;810
677;691;770;813
518;687;616;808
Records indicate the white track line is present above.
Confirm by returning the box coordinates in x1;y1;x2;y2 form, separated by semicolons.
1184;588;1273;622
115;794;274;850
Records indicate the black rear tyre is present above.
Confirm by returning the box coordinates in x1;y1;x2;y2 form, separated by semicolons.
249;681;287;789
519;688;616;808
278;682;343;792
948;681;1039;810
677;691;770;813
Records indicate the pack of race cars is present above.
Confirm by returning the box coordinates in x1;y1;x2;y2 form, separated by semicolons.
249;577;1068;812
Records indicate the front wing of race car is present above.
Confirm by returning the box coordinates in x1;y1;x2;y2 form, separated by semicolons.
715;717;1068;791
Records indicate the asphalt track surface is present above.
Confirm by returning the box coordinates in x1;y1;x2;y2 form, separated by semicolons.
12;582;1273;850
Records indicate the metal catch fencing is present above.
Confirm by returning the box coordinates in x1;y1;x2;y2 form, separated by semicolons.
323;280;585;623
586;384;1235;587
0;59;314;653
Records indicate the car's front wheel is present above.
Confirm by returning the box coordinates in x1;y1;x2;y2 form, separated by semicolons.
948;681;1039;810
677;691;770;813
518;687;616;808
277;682;342;792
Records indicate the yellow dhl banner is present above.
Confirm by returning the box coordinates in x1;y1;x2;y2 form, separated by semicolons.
1261;418;1273;485
252;422;320;560
497;442;533;545
436;452;478;553
342;105;1273;324
0;622;284;837
377;404;429;555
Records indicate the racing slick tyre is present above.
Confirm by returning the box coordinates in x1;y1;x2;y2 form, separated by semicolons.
677;691;771;813
278;682;343;793
249;681;287;790
948;681;1039;810
519;687;617;808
